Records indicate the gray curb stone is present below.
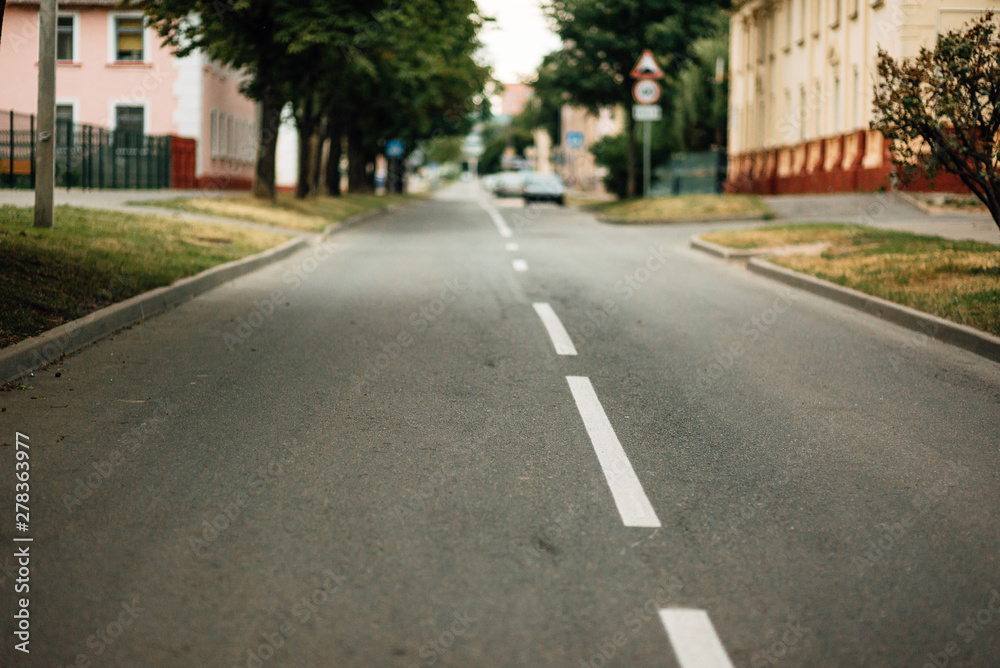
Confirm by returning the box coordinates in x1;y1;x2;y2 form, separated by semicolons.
689;236;772;260
746;258;1000;364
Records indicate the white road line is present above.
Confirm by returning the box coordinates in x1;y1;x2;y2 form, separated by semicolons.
512;259;529;272
478;200;513;238
532;303;578;356
505;242;519;251
659;609;735;668
566;377;661;528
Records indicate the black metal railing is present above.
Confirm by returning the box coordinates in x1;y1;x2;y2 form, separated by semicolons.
1;109;172;190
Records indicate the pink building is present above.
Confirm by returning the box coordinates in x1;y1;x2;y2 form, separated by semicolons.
0;0;258;188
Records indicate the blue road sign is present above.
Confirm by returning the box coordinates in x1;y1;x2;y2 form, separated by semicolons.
386;140;405;158
567;132;585;149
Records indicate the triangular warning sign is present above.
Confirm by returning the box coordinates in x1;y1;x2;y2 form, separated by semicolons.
631;49;664;80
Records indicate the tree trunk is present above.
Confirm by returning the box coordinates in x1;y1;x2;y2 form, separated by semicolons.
325;119;343;196
309;122;324;196
0;0;8;47
253;91;283;201
626;101;636;199
347;125;373;194
295;95;317;200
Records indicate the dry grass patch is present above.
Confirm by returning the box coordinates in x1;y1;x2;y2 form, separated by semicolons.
0;205;289;348
704;222;1000;334
148;193;414;233
592;194;773;223
701;223;858;250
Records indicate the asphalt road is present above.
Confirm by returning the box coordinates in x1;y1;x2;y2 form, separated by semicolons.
2;181;999;667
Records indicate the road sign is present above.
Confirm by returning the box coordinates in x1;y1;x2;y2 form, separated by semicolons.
633;80;661;105
631;49;664;80
566;131;585;149
632;104;662;122
386;139;404;158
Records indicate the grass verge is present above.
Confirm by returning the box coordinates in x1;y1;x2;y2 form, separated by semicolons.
590;194;774;224
0;205;290;349
142;193;414;233
703;223;1000;336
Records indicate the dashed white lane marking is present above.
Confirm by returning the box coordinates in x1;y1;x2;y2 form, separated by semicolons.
659;609;735;668
479;200;513;238
532;303;578;356
566;377;661;528
505;242;519;251
512;259;529;272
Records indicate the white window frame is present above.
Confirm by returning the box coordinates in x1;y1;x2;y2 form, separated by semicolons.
55;12;81;62
108;99;151;134
107;12;148;64
55;99;80;124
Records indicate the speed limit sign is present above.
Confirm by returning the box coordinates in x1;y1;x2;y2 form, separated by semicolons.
633;80;661;105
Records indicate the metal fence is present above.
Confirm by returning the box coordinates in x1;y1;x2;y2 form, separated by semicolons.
651;149;727;196
1;109;172;190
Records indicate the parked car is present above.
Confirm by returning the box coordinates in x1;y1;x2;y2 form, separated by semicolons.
522;173;566;205
492;171;527;197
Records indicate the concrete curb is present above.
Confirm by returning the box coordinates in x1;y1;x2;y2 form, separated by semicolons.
690;236;772;260
0;235;309;385
598;213;769;226
321;205;394;239
747;258;1000;364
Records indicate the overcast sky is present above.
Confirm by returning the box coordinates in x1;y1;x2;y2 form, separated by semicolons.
476;0;561;84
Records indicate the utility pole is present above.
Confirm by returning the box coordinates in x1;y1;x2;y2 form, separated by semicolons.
34;0;57;228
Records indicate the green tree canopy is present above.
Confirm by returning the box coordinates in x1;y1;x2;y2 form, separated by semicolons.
542;0;727;197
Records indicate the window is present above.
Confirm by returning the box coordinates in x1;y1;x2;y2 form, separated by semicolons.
834;76;841;131
799;86;807;141
799;0;807;44
115;105;145;135
56;105;74;146
57;16;75;61
210;110;218;157
785;0;793;50
115;17;144;62
853;66;861;127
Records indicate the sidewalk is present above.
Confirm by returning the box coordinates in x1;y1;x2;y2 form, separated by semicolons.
0;188;314;238
763;192;1000;245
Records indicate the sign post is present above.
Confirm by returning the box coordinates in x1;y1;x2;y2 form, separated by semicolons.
630;49;664;199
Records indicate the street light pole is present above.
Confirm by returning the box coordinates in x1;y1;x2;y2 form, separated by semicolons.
643;120;651;199
34;0;57;228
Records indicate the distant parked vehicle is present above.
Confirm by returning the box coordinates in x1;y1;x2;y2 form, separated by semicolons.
492;171;527;197
522;173;566;205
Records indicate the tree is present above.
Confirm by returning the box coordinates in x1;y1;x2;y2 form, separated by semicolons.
873;12;1000;231
132;0;384;200
543;0;727;198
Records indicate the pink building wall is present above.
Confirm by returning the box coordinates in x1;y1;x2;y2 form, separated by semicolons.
0;2;257;186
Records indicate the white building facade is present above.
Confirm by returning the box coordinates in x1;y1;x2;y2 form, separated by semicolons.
727;0;998;193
